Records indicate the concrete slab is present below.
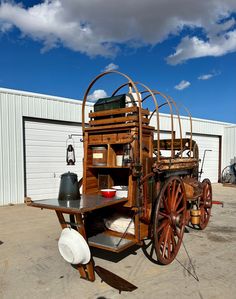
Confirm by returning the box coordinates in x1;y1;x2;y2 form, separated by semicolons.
0;184;236;299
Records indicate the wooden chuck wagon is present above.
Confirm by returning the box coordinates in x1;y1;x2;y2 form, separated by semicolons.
27;71;213;290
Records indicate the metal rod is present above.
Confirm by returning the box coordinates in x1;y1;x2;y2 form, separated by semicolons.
199;149;212;180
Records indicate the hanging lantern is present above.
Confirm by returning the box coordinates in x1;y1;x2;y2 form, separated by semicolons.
66;137;75;165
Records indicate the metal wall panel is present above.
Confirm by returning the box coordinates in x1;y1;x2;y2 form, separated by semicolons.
0;88;92;205
223;126;236;169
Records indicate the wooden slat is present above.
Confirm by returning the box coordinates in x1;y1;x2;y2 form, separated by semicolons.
154;138;196;150
159;157;198;164
89;106;149;118
89;115;149;126
153;158;198;171
85;122;155;132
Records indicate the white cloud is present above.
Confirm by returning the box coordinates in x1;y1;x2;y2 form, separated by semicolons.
175;80;191;90
167;29;236;65
87;89;107;102
104;63;119;72
0;1;236;61
198;74;213;80
198;70;221;80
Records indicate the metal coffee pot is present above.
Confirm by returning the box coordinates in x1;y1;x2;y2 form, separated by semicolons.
58;172;80;201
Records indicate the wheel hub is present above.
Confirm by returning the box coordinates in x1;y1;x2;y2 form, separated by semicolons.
170;212;180;226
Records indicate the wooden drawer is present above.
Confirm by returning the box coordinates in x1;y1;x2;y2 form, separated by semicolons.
88;134;102;144
102;133;117;143
117;133;132;143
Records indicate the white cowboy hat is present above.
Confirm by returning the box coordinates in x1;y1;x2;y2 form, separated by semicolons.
58;228;91;265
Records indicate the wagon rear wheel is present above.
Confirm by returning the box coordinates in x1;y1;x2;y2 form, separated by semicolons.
198;178;212;230
153;176;186;265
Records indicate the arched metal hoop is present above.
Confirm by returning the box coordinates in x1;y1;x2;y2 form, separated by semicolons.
111;81;161;162
142;90;176;158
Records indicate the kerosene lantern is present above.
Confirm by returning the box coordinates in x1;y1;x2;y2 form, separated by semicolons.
123;143;132;166
66;137;75;165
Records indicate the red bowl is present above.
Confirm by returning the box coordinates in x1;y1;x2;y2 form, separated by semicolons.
101;189;116;198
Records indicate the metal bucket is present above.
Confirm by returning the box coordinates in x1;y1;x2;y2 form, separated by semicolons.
190;209;201;225
58;172;80;201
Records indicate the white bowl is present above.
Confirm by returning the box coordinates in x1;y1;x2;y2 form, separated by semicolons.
112;186;128;198
58;228;91;265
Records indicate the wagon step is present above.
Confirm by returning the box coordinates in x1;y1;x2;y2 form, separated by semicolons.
88;233;136;253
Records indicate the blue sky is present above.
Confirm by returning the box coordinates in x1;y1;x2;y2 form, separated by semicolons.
0;0;236;123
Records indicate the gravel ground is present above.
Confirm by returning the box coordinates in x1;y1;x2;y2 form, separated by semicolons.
0;183;235;299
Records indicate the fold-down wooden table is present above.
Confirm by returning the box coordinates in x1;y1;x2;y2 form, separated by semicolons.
27;195;127;281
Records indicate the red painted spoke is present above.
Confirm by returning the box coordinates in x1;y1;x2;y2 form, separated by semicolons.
176;206;185;215
173;225;181;239
167;237;171;259
200;213;205;222
175;193;183;210
167;184;172;211
167;183;171;202
159;211;170;219
162;226;170;258
163;197;170;213
170;229;176;251
156;218;169;234
157;227;166;251
171;180;177;202
173;184;181;210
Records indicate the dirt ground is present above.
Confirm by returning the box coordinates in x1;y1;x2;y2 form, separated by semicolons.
0;184;236;299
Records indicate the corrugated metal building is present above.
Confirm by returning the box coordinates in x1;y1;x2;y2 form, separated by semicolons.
223;125;236;166
0;87;235;205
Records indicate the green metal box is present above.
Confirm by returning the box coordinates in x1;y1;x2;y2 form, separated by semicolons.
94;94;126;112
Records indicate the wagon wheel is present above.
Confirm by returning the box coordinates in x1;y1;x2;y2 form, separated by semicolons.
153;176;186;265
197;178;212;230
221;165;234;183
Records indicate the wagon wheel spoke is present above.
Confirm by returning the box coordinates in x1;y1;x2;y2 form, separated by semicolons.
162;226;170;258
167;184;172;213
176;206;185;215
173;225;181;239
175;193;183;210
141;238;159;264
173;185;181;210
156;218;169;234
159;211;170;219
153;176;186;265
163;193;170;213
170;229;176;250
171;180;177;201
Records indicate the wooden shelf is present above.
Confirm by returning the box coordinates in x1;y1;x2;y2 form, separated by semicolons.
88;166;130;169
88;140;133;145
88;232;137;253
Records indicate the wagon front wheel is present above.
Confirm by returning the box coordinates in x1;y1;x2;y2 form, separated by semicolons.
198;178;212;230
153;176;187;265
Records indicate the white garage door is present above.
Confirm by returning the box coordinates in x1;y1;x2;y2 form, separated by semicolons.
24;120;83;200
187;133;220;183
